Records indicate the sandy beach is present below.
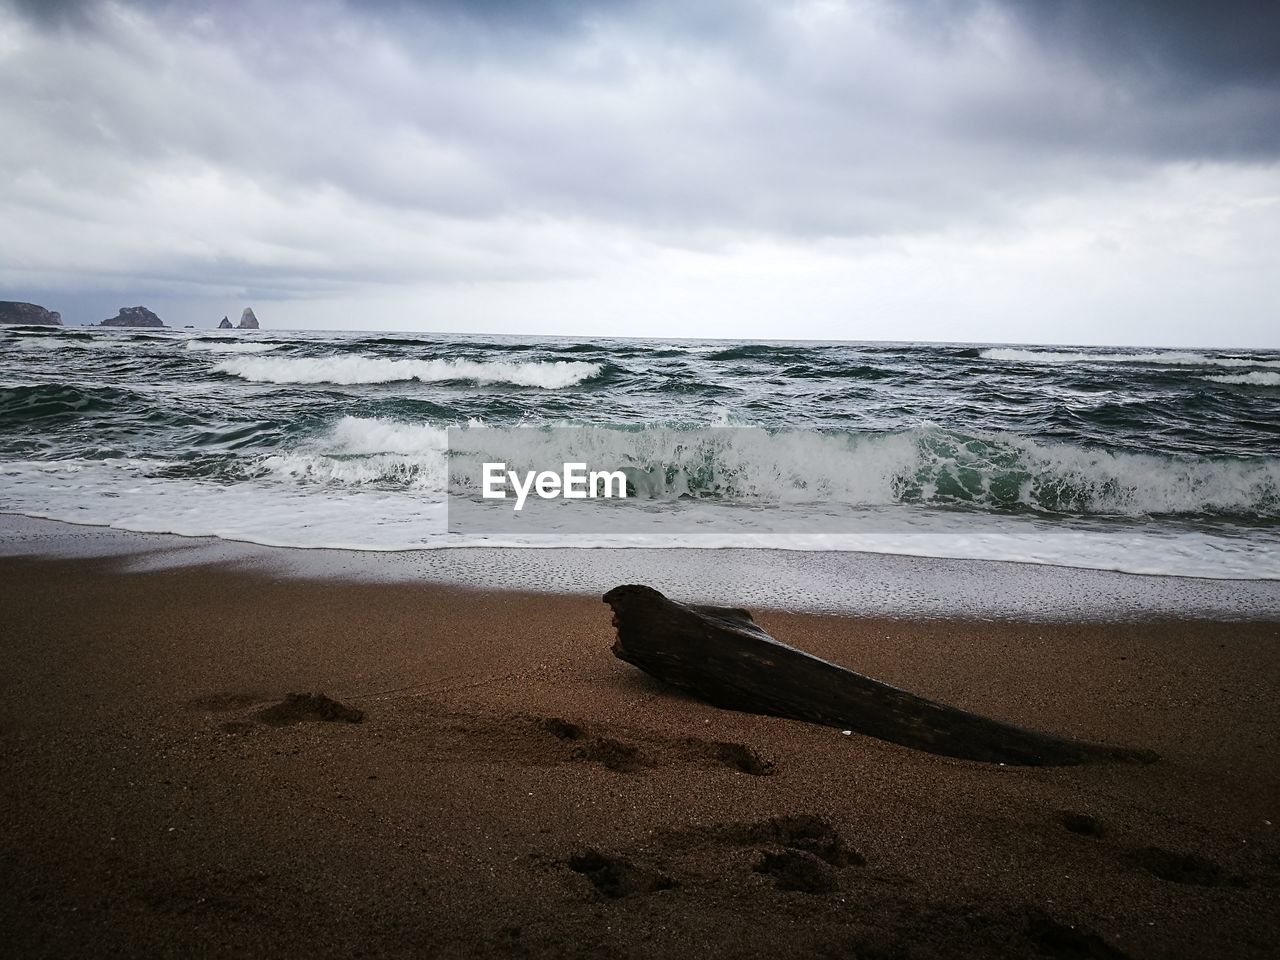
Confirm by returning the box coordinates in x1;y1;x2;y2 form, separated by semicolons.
5;0;1279;956
2;548;1277;959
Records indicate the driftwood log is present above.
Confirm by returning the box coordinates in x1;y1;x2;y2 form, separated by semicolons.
603;585;1157;767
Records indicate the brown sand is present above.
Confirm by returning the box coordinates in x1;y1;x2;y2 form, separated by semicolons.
1;554;1277;959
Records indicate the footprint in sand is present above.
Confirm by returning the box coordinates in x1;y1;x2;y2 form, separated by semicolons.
614;813;866;896
184;692;266;713
250;693;364;727
537;717;648;772
712;814;865;868
560;817;864;899
1054;811;1248;888
691;740;774;776
566;849;675;898
1019;907;1131;960
1058;811;1106;838
189;692;365;733
535;715;773;776
1131;846;1244;887
753;849;842;893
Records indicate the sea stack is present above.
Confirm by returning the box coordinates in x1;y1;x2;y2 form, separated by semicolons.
0;301;62;326
218;316;233;329
101;306;164;328
238;308;260;330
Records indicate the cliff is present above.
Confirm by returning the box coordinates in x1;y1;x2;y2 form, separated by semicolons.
0;301;62;326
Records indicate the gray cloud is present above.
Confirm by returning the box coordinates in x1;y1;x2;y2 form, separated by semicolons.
8;0;95;26
0;0;1276;342
1004;0;1280;87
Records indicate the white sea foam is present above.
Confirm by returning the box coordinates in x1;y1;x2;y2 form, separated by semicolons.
214;355;602;388
456;424;1280;518
257;417;451;489
19;336;129;352
325;415;451;454
1203;372;1280;386
0;456;1276;581
241;420;1280;519
1;417;1276;580
186;340;281;354
982;348;1280;369
259;452;447;488
450;425;915;506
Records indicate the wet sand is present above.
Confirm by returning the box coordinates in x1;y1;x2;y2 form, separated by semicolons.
1;553;1278;958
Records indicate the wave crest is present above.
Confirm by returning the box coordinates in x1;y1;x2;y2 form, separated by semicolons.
214;354;602;388
982;348;1280;369
256;416;466;488
1204;372;1280;386
269;419;1280;519
186;341;281;354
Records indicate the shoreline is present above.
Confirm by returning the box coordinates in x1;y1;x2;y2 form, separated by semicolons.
1;551;1277;958
3;513;1279;621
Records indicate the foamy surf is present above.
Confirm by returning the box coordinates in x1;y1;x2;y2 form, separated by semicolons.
981;348;1280;368
324;415;452;455
1204;372;1280;386
0;455;1275;580
255;416;453;489
274;419;1280;520
1;327;1276;582
186;340;281;354
213;354;602;388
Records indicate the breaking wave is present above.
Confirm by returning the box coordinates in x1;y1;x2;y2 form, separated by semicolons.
214;354;602;388
3;330;1277;581
982;348;1280;369
1204;372;1280;386
256;416;461;488
256;419;1280;520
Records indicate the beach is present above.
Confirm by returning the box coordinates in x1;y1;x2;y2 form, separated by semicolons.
3;537;1278;959
6;2;1279;956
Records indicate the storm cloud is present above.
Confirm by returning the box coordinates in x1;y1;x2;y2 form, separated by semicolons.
1;0;1277;343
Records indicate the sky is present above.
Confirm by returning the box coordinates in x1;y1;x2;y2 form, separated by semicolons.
1;0;1278;346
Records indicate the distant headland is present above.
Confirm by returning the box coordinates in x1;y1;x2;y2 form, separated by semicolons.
0;301;264;329
0;301;62;326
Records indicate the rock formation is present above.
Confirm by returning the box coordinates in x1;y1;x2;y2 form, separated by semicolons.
101;306;164;328
238;308;260;329
0;301;62;326
218;316;233;329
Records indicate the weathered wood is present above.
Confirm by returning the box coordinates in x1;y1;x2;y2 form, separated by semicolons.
603;584;1158;767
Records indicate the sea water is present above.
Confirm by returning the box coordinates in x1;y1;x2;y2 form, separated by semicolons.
1;325;1276;579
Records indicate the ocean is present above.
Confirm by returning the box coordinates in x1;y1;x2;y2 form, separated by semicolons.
1;324;1277;580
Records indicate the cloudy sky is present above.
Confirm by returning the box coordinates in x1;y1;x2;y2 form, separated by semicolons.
2;0;1277;345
